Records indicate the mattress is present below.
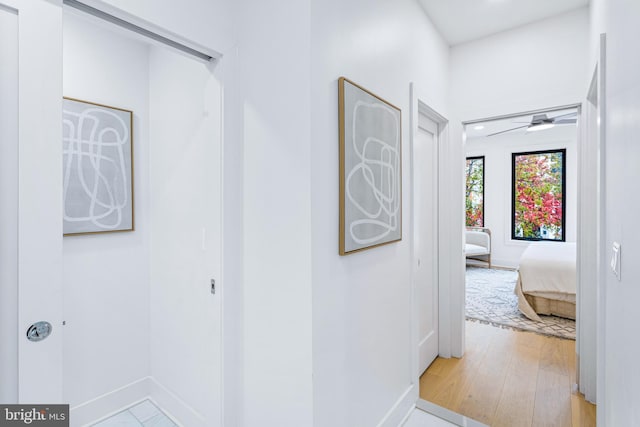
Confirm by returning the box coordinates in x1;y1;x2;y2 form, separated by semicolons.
516;242;576;321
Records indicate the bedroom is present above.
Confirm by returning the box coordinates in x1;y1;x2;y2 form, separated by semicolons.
464;107;579;335
420;107;590;425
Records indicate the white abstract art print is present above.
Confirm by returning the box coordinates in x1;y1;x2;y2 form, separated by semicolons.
62;98;134;235
339;78;402;255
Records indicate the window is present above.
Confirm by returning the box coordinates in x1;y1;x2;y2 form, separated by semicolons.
465;156;484;227
512;149;566;241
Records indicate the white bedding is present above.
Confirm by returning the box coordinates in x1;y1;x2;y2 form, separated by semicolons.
518;242;576;297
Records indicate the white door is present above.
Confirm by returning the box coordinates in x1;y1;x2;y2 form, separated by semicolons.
12;0;65;403
414;112;439;375
0;3;19;404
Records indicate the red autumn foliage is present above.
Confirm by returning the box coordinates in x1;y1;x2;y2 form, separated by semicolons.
514;152;563;240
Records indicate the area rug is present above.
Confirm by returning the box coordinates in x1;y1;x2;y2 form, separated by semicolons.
466;266;576;340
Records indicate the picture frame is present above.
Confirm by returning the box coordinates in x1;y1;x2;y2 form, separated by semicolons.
338;77;402;255
62;97;134;235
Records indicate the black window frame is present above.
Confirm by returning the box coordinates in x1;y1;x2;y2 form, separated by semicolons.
511;149;566;242
465;155;485;228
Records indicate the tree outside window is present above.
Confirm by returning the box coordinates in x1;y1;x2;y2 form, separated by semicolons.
512;149;565;241
465;156;484;227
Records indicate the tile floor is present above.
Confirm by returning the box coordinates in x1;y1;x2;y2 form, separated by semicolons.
92;398;478;427
92;400;177;427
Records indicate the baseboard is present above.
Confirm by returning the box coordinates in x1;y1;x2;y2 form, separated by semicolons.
489;259;519;270
416;399;488;427
376;384;417;427
149;377;205;427
397;403;416;427
70;376;205;427
467;259;518;270
71;377;151;426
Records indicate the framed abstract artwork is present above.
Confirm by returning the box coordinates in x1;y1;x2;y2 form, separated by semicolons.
338;77;402;255
62;97;134;235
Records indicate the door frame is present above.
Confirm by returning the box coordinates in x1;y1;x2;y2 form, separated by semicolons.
593;33;607;424
413;98;440;377
461;101;589;385
409;83;452;396
577;37;605;404
6;0;232;416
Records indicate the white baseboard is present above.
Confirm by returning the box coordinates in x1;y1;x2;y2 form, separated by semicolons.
70;376;205;427
71;377;151;427
467;259;518;270
376;384;417;427
149;377;205;427
489;259;519;270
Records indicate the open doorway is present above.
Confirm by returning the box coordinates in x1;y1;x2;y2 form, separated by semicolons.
59;7;223;425
418;105;598;426
463;106;579;340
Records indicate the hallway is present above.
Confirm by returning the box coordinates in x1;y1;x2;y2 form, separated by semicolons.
419;321;595;426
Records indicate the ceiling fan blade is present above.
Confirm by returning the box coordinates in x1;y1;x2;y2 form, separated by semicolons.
531;114;549;124
486;124;529;137
550;112;577;121
553;118;577;124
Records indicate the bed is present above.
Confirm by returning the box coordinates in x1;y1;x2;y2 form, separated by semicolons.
515;242;576;321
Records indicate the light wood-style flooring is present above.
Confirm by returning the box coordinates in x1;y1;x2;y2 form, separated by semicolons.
419;321;596;427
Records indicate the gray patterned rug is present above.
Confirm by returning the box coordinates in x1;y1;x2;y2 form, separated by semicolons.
466;266;576;340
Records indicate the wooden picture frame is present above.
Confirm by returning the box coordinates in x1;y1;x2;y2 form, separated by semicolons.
62;97;134;235
338;77;402;255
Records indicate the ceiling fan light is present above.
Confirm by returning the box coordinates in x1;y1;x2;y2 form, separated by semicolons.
527;123;555;132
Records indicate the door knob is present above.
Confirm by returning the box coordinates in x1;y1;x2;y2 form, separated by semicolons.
26;321;52;342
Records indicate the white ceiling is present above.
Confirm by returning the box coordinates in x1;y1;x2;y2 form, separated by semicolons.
465;107;578;140
418;0;590;46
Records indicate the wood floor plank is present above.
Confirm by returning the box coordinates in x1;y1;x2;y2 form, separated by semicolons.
420;321;596;427
421;322;495;411
492;337;541;427
456;326;515;424
561;338;577;384
420;354;482;411
570;393;597;427
532;368;572;427
539;335;570;376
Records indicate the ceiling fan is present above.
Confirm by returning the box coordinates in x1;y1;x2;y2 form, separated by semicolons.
487;111;577;137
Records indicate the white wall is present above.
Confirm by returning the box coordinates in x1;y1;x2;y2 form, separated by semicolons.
310;0;450;425
589;1;640;425
466;125;578;268
451;7;590;121
148;46;223;426
236;0;314;425
62;11;151;412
